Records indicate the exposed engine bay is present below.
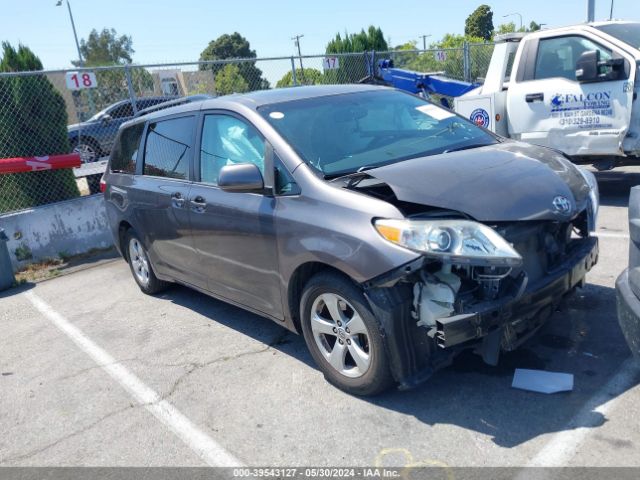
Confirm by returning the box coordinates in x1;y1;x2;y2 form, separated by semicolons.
345;174;599;384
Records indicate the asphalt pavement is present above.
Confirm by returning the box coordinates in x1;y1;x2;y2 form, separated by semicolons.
1;166;639;468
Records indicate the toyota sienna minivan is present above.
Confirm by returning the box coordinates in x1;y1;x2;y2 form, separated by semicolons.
104;85;599;395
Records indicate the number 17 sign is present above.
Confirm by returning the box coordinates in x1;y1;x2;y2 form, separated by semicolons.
65;71;98;90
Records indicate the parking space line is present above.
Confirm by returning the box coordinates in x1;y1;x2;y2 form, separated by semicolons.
24;290;243;467
523;358;640;468
595;231;630;239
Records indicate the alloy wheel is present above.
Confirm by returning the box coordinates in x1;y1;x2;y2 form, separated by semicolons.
73;143;97;163
310;293;371;378
128;238;150;287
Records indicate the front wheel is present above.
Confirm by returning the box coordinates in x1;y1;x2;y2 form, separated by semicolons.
125;229;169;295
300;272;394;396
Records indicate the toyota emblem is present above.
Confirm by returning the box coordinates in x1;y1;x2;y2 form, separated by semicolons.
552;195;572;215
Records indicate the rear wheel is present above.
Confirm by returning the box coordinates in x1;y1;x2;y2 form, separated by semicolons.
300;271;394;395
72;138;101;163
125;229;169;295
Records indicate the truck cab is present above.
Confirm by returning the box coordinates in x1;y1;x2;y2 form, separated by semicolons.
455;21;640;167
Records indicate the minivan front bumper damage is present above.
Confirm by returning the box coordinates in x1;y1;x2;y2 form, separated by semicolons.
364;236;599;390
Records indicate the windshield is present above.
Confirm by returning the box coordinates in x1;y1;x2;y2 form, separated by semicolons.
595;23;640;49
259;89;497;177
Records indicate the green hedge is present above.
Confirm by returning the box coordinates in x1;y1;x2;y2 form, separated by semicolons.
0;42;80;213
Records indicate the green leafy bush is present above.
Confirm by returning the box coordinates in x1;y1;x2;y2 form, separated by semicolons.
0;42;80;213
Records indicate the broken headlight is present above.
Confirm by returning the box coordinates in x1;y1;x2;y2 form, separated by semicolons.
374;218;522;267
578;167;599;232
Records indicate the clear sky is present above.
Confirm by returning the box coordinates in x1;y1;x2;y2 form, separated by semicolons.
2;0;638;70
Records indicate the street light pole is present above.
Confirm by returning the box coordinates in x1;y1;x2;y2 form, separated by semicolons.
56;0;95;131
503;12;523;31
56;0;84;66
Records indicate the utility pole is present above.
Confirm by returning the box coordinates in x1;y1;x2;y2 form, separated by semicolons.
587;0;595;22
292;34;305;83
419;34;431;51
609;0;615;20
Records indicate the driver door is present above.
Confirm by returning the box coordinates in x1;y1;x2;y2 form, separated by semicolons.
507;33;635;156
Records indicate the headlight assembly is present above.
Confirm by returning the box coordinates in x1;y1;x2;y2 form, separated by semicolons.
374;218;522;267
577;167;599;231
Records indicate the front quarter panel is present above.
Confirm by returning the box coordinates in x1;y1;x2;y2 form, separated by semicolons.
276;165;420;316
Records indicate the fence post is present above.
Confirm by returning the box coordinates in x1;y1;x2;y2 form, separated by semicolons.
290;56;298;86
125;65;138;114
463;42;471;83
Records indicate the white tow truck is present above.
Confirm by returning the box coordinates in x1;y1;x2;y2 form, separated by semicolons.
453;21;640;169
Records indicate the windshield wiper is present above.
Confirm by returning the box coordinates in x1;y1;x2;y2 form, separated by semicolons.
443;143;491;154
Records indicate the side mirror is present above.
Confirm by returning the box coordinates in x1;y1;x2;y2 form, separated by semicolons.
575;50;599;82
218;163;264;193
101;114;112;125
576;50;625;82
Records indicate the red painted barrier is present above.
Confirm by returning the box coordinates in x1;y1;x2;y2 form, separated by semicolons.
0;154;82;174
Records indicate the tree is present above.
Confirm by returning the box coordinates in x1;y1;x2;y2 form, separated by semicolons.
199;33;269;91
0;42;79;213
392;41;419;69
495;22;517;35
325;26;388;53
72;28;134;67
529;21;542;32
323;26;389;84
276;68;324;88
215;64;249;95
70;28;152;117
465;5;494;41
405;33;489;82
326;26;388;53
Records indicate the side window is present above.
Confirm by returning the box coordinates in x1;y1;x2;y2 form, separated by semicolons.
534;36;612;81
143;116;195;180
110;123;144;173
109;102;135;119
200;114;265;185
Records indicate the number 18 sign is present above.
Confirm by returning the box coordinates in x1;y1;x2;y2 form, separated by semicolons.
65;71;98;90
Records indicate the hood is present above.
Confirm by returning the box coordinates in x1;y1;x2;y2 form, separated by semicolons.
367;141;591;222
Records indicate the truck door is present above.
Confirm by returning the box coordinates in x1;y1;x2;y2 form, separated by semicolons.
506;33;635;157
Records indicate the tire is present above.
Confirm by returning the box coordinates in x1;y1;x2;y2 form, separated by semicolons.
125;229;169;295
71;138;101;163
300;271;394;395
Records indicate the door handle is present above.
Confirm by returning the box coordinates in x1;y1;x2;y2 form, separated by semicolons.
525;92;544;103
190;196;207;213
171;192;185;208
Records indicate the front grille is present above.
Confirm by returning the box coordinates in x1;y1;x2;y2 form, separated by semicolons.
495;210;590;284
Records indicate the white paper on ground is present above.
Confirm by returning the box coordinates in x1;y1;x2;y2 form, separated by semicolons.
512;368;574;394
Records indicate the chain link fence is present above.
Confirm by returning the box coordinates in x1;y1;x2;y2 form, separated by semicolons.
0;44;494;214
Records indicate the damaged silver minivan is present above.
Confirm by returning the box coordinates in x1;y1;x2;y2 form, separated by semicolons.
104;85;599;395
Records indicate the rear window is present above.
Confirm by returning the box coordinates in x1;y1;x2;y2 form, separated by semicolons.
110;122;144;173
143;116;195;180
595;23;640;49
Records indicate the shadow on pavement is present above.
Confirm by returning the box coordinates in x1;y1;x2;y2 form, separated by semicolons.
368;283;637;448
0;281;35;299
160;279;638;449
595;169;640;207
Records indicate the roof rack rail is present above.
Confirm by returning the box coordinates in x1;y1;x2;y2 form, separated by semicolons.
134;94;214;118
